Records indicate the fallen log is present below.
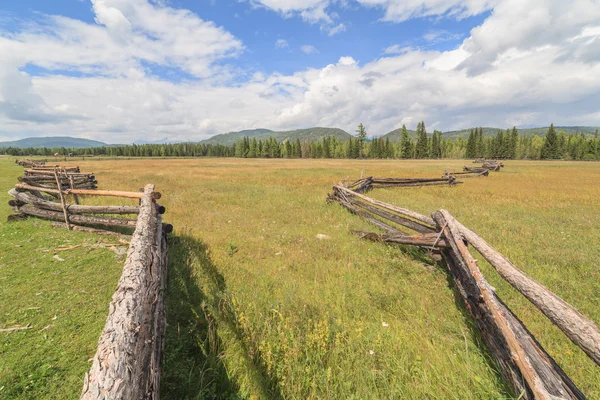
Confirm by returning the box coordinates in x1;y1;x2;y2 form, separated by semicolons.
81;184;168;400
433;210;585;399
330;185;436;227
372;180;462;188
25;169;91;177
352;230;449;248
451;216;600;366
16;205;137;229
350;197;436;234
15;184;161;199
8;189;142;215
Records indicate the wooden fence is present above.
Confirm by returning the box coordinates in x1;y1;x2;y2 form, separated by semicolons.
328;183;599;400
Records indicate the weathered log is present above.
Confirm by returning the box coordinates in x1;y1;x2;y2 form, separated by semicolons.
329;190;400;234
371;180;462;188
54;169;71;230
16;205;137;229
19;176;95;184
452;216;600;366
350;198;437;234
352;230;449;248
433;210;585;399
15;184;161;199
81;184;168;400
25;169;90;176
332;185;436;227
9;189;140;215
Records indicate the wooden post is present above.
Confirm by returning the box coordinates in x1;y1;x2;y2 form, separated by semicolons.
450;215;600;366
433;210;585;400
81;184;168;400
66;167;81;205
54;168;70;230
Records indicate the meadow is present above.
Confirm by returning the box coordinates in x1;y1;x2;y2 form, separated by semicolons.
1;157;599;399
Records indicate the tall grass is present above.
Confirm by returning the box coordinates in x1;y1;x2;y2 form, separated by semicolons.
1;157;599;399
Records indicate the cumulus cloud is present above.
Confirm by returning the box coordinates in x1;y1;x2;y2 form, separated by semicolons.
249;0;498;23
300;44;320;54
1;0;600;142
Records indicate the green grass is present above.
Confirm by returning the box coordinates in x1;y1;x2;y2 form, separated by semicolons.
0;158;125;399
1;157;599;399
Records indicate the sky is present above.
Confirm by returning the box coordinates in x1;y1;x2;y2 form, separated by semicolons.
0;0;599;143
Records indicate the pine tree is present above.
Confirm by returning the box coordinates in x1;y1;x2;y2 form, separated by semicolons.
399;125;412;158
466;129;475;158
248;138;258;157
415;121;429;159
541;123;558;159
475;127;483;157
509;127;518;159
355;123;367;158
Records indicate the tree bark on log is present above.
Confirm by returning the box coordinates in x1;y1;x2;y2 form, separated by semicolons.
450;215;600;366
331;185;436;227
352;230;450;248
433;210;585;400
15;184;161;199
81;184;168;400
9;189;141;215
16;205;137;229
350;198;436;234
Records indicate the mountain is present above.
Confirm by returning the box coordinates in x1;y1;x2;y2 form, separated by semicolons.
0;136;107;149
201;127;352;146
133;137;176;145
382;126;600;142
380;127;417;141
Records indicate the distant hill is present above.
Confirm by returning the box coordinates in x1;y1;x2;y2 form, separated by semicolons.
201;127;352;146
0;136;107;149
382;126;600;142
380;128;417;141
133;137;179;145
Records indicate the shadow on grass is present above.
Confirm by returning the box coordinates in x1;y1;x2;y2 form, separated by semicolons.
161;232;282;400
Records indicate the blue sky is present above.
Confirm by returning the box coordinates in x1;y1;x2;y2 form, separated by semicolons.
0;0;599;142
4;0;487;78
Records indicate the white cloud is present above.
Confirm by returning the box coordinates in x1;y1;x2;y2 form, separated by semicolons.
423;30;463;43
0;0;243;79
2;0;600;143
384;44;414;55
249;0;497;23
275;38;289;48
326;23;346;36
300;44;319;54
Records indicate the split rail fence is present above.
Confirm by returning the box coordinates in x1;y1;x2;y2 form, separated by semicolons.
328;180;599;400
6;162;171;399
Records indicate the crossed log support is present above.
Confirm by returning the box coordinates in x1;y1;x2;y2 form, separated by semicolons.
328;185;599;399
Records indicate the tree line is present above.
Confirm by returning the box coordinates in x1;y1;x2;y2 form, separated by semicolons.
2;123;599;161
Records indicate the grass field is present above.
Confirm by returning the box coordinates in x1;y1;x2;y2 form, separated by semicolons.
1;157;599;399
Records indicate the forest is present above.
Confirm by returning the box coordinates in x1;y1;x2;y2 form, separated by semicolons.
2;124;599;161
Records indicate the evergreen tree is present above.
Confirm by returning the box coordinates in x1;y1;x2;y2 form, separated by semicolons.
541;123;559;159
466;129;475;158
475;127;484;157
399;124;412;159
248;138;258;157
415;121;429;159
509;127;518;159
355;123;367;158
